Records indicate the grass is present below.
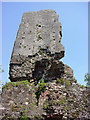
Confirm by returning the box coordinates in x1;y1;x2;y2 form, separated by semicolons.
56;78;65;85
2;80;33;90
56;78;71;88
68;99;74;102
65;80;71;88
20;116;30;120
79;84;84;88
43;102;49;110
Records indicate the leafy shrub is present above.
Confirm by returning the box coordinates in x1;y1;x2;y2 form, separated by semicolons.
65;80;71;88
79;84;84;88
56;78;65;85
56;78;61;84
43;100;54;110
34;115;42;120
35;81;38;86
36;82;46;101
43;102;49;110
35;75;46;101
20;116;30;120
56;78;71;88
61;79;65;85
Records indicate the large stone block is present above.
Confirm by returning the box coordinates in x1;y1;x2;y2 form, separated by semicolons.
9;10;65;82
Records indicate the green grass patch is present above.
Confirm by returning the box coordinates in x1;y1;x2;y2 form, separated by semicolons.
68;99;74;102
56;78;71;88
65;80;71;88
2;80;33;90
79;84;84;88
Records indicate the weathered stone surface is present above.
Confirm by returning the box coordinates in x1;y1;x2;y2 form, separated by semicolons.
0;81;90;119
1;9;90;120
12;10;63;56
63;64;76;82
0;81;44;119
9;10;64;82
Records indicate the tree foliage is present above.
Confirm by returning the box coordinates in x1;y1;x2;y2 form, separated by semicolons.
0;65;4;90
84;73;90;86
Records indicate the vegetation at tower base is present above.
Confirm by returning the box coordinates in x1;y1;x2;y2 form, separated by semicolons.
0;10;90;120
0;79;90;120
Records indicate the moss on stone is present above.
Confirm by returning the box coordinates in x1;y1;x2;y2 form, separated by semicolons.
37;34;43;41
60;97;66;104
34;114;44;120
24;46;26;48
2;80;33;90
56;78;71;88
68;99;74;102
56;78;61;84
64;106;70;111
78;84;84;88
43;102;49;110
65;80;71;88
54;100;61;105
20;114;30;120
11;103;20;112
20;107;30;120
39;51;43;55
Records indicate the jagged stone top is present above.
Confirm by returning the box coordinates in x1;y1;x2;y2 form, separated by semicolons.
12;9;64;57
9;10;65;81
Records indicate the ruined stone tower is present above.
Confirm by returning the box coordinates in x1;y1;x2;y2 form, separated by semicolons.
9;10;67;82
1;10;89;120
